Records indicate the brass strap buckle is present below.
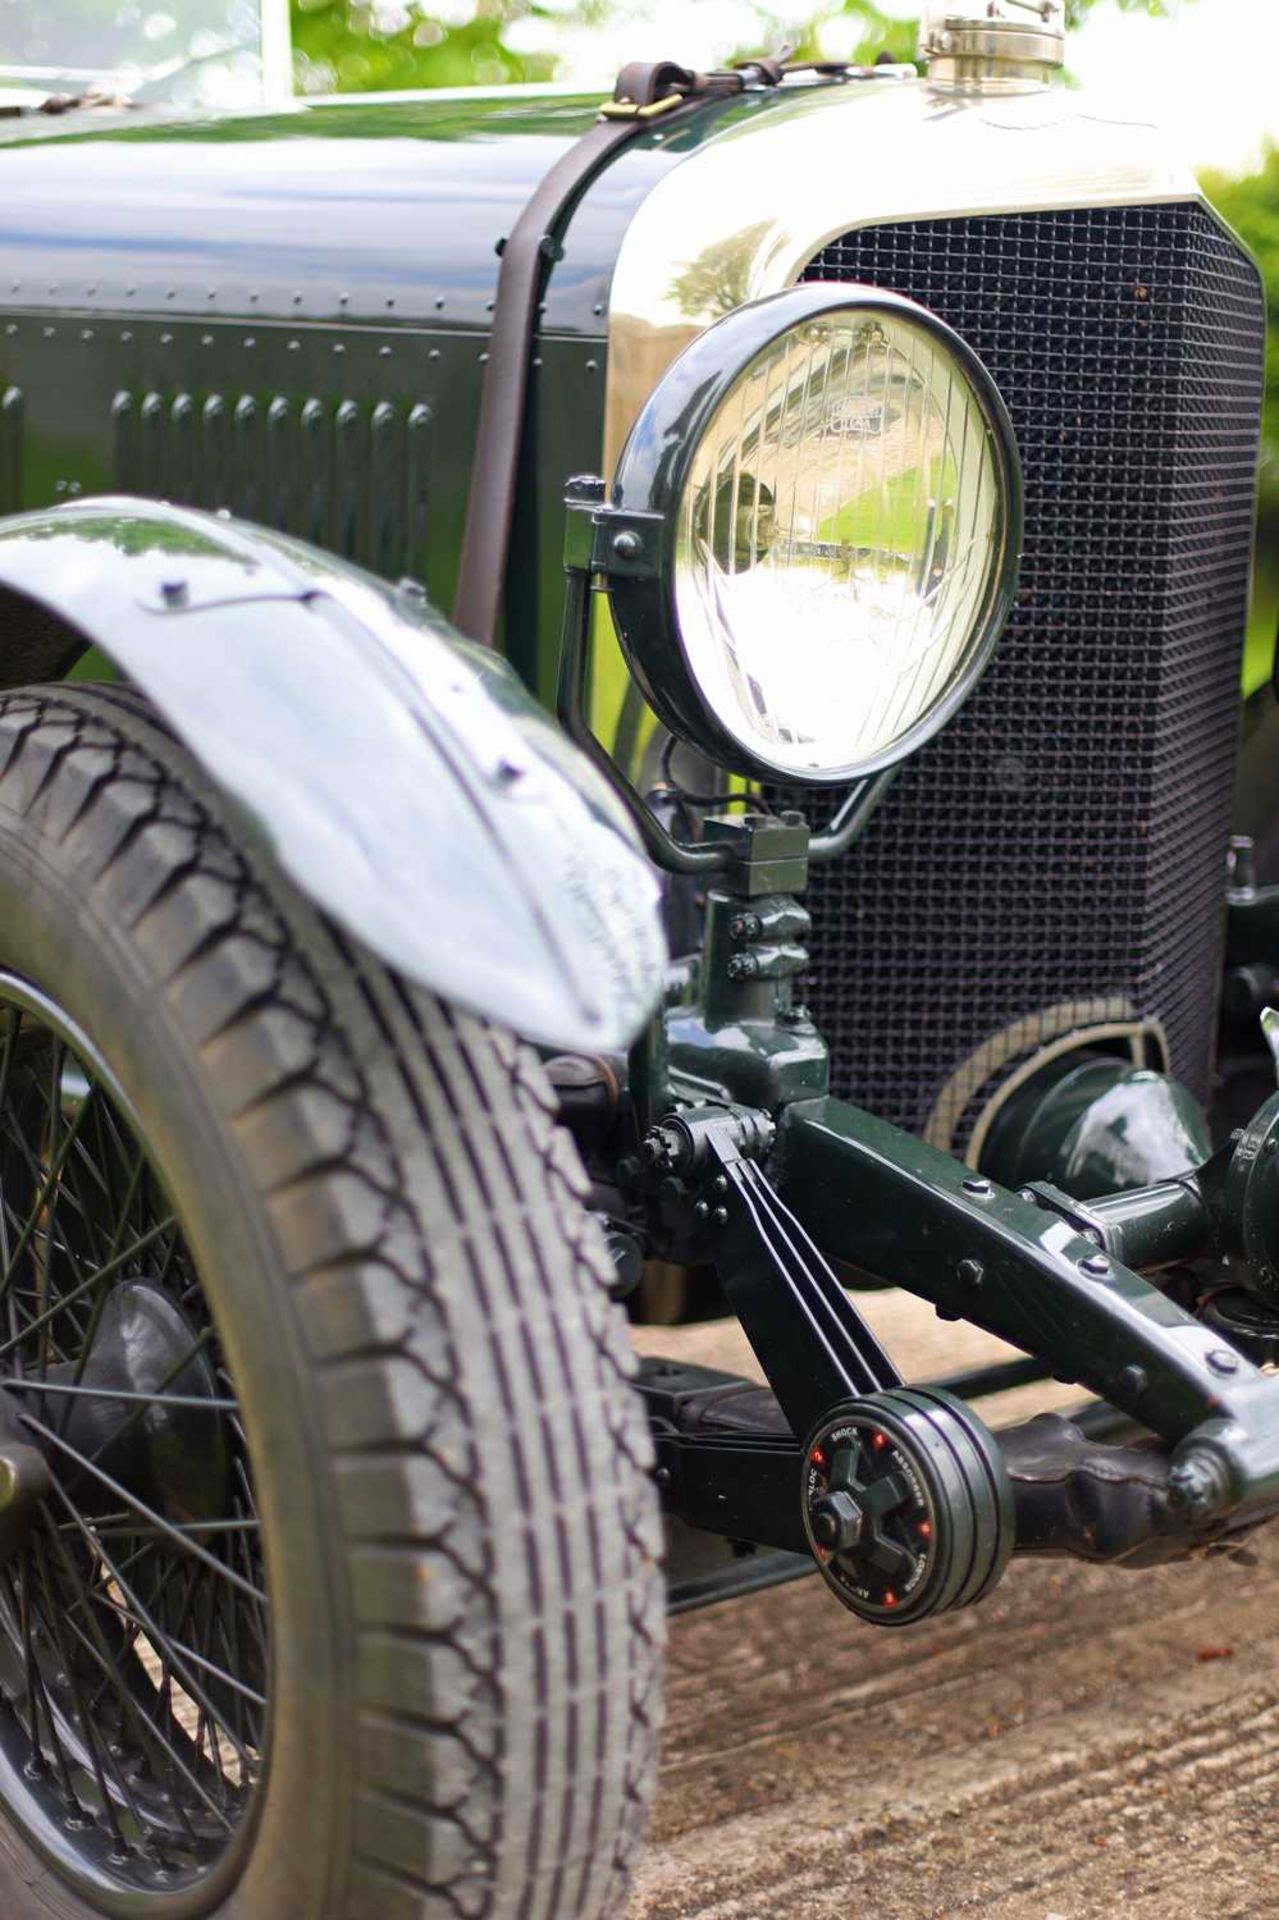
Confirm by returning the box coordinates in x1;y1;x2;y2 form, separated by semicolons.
598;89;687;122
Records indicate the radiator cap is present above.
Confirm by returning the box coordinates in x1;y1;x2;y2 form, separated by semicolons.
920;2;1065;91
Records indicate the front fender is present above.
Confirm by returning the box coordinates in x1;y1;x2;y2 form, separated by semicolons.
0;498;665;1053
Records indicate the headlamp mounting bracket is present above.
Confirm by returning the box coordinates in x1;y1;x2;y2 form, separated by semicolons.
561;478;666;581
557;476;897;881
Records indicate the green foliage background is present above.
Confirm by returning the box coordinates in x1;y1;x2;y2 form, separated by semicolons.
289;1;1181;94
1204;151;1279;685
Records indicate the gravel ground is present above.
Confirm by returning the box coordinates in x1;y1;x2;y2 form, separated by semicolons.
629;1295;1279;1920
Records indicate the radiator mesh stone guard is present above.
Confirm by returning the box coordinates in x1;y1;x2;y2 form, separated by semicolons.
779;202;1264;1151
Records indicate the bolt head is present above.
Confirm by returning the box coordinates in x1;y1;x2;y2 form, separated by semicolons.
1207;1347;1240;1376
641;1125;684;1174
1168;1445;1231;1521
956;1257;984;1289
611;529;643;561
0;1443;50;1513
810;1488;864;1553
158;577;188;607
1080;1252;1111;1278
961;1175;993;1199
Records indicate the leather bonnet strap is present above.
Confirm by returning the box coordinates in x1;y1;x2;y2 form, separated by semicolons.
451;59;749;648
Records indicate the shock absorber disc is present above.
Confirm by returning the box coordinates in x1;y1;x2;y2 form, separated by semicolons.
801;1387;1013;1626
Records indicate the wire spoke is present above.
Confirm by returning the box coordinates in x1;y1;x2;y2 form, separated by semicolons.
57;1141;150;1437
0;983;268;1884
38;1511;230;1838
0;1082;98;1305
0;1013;22;1124
18;1413;267;1608
0;1215;179;1366
50;1493;255;1782
86;1586;267;1711
0;1121;100;1290
30;1527;137;1856
1;1564;76;1805
54;1515;260;1539
4;1378;240;1414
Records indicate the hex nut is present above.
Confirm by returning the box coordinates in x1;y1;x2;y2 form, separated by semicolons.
1168;1445;1232;1520
810;1489;864;1553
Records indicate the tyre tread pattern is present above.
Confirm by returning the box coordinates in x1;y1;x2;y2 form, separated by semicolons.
0;685;664;1920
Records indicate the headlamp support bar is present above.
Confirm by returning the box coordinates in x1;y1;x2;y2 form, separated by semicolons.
557;477;899;876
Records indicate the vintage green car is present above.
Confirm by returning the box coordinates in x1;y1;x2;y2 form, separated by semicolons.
0;1;1274;1915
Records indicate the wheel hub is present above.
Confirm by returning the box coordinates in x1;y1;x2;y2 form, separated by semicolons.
0;1283;228;1565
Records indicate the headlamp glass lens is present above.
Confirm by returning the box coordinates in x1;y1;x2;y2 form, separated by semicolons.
674;307;1006;778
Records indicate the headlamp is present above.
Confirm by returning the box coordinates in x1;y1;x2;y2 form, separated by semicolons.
607;283;1022;785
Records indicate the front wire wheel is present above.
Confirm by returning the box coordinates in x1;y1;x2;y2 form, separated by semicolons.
0;977;267;1905
0;685;663;1920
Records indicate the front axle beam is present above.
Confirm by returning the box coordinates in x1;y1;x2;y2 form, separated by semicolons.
640;1359;1265;1577
778;1095;1279;1523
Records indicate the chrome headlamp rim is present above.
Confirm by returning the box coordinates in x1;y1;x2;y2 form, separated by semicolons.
607;281;1024;787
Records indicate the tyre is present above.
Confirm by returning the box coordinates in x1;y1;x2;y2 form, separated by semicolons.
0;684;663;1919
